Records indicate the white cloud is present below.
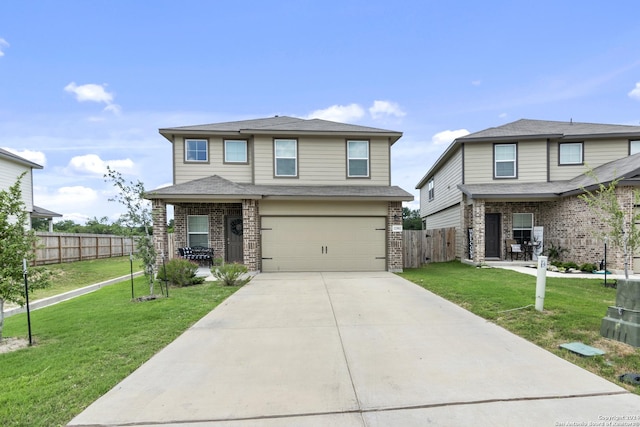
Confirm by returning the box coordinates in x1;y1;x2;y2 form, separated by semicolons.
431;129;470;145
2;147;47;166
0;38;8;57
369;100;406;119
64;82;121;114
498;112;508;118
67;154;135;176
471;80;482;86
306;103;365;122
628;82;640;100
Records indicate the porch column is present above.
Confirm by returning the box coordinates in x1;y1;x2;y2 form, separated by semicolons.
242;199;260;272
152;199;168;269
388;201;403;272
472;200;485;264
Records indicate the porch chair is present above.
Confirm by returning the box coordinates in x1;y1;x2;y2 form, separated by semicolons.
505;239;523;261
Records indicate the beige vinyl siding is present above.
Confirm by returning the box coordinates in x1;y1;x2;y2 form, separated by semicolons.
424;204;460;230
464;140;547;184
259;200;388;216
254;136;390;185
173;137;252;184
420;149;462;218
549;138;629;181
0;159;34;212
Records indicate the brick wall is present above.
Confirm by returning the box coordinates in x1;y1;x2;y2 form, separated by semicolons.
388;201;403;272
173;202;242;262
242;199;260;272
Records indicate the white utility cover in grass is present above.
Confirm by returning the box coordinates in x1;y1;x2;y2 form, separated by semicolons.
261;216;386;272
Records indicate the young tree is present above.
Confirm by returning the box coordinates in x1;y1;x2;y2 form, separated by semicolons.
403;207;423;230
579;173;640;279
0;173;50;341
105;166;157;295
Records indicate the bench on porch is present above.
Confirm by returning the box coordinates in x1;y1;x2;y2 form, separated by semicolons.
178;247;214;267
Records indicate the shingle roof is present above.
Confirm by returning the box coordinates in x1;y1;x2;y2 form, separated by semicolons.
159;116;403;144
32;205;62;218
145;175;413;202
460;118;640;141
458;153;640;199
0;147;43;169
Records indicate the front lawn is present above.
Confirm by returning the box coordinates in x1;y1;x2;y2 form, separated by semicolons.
399;262;640;394
0;276;239;426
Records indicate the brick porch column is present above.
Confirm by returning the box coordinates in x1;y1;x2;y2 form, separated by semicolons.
472;200;485;264
242;199;260;272
152;199;168;269
388;201;403;272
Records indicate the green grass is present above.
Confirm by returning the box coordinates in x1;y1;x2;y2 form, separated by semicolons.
399;262;640;394
0;276;239;426
31;256;141;301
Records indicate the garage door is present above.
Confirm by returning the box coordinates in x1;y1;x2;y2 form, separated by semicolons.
261;216;386;272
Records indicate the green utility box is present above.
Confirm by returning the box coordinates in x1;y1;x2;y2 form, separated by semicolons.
600;279;640;348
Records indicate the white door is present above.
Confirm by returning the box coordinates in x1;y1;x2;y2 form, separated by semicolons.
261;216;386;272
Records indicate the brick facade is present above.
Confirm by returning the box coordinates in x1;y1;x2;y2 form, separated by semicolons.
152;199;168;267
242;199;260;272
461;186;637;271
388;201;404;272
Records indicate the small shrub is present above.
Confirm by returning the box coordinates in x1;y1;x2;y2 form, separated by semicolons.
157;258;205;287
579;263;597;272
212;263;252;286
562;261;579;270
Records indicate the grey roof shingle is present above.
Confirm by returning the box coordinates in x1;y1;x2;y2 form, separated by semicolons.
32;205;62;218
458;153;640;199
145;175;413;201
159;116;403;143
460;118;640;141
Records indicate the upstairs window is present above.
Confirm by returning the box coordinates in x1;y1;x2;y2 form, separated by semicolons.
274;139;297;177
631;140;640;155
224;140;248;163
559;142;583;165
347;140;369;177
494;143;516;178
185;139;208;162
427;178;434;200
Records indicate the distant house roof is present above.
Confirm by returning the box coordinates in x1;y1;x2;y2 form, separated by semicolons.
417;118;640;188
458;152;640;200
32;205;63;219
159;116;403;144
0;147;43;169
145;175;414;202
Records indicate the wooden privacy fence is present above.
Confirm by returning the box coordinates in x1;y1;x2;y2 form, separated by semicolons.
403;227;456;268
34;232;137;265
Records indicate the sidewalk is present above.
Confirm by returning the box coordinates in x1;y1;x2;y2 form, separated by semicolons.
4;272;143;318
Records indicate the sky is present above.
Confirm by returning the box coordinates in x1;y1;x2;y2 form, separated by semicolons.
2;0;640;223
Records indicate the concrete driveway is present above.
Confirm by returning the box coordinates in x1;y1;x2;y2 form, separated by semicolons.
69;272;640;426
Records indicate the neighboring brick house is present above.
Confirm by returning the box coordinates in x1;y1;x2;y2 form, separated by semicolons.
145;116;413;272
0;148;61;230
416;119;640;271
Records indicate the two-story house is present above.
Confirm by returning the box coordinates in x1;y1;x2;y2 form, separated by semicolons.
145;116;413;272
0;147;61;230
416;119;640;272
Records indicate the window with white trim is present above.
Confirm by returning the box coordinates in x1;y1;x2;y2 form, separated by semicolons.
631;140;640;155
427;178;434;201
274;139;297;177
187;215;209;247
494;143;516;178
512;213;533;244
347;140;369;177
224;140;248;163
559;142;583;165
185;139;208;162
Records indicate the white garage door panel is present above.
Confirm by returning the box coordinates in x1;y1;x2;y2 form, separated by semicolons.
262;217;386;272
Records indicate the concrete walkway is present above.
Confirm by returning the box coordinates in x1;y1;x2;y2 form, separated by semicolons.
68;272;640;426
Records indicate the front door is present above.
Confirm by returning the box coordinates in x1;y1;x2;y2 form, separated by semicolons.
226;216;243;263
485;213;501;258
